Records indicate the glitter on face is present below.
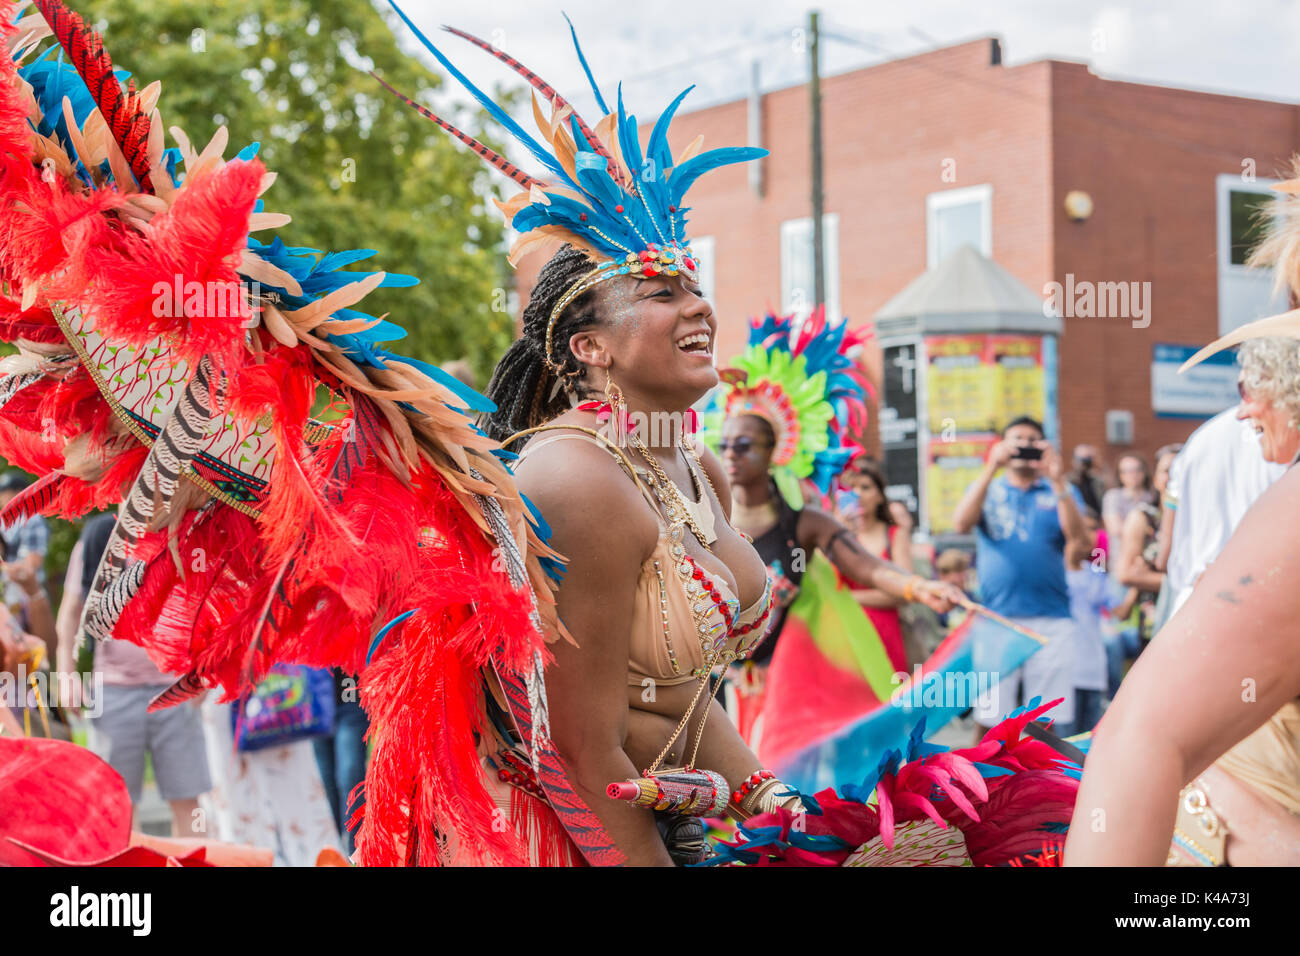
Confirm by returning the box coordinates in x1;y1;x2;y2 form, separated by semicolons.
601;276;641;333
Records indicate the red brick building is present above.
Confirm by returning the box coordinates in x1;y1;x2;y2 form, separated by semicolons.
518;37;1300;474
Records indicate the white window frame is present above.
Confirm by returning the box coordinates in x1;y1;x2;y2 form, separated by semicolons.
1216;174;1285;335
689;235;716;307
779;214;839;321
926;183;992;269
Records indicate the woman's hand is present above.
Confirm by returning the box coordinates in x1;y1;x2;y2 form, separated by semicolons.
912;578;964;614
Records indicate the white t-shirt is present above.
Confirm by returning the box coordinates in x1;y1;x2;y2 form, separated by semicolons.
1166;405;1286;611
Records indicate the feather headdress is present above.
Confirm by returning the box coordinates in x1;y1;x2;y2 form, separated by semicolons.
0;0;618;866
702;308;872;506
378;1;767;368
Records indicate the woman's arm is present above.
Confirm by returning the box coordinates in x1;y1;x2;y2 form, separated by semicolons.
1065;465;1300;865
515;441;674;866
852;587;906;609
1116;507;1163;592
55;542;84;677
799;508;958;614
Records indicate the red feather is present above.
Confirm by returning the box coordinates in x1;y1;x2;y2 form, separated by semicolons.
32;0;154;192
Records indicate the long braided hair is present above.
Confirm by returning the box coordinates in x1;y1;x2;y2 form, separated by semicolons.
483;246;602;443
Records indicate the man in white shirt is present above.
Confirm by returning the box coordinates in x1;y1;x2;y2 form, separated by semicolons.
1162;405;1286;614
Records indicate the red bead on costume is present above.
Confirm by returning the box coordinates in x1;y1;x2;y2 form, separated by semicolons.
615;204;624;213
692;567;704;580
497;768;510;782
579;213;588;221
683;256;695;270
643;265;659;277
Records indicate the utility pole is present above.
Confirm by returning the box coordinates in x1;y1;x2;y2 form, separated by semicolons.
809;10;825;312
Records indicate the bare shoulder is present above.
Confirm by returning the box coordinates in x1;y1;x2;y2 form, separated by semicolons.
513;428;659;565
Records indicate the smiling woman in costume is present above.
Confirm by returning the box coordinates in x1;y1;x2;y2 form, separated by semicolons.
375;2;831;863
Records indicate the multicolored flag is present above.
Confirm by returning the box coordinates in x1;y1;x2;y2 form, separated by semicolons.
768;602;1047;793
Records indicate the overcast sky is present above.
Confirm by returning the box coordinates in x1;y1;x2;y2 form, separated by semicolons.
387;0;1300;124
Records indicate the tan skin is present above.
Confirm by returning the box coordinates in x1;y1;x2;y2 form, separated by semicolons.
1103;455;1149;545
720;415;960;616
513;272;771;866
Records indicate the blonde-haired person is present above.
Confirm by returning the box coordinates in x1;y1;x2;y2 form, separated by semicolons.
1067;336;1300;865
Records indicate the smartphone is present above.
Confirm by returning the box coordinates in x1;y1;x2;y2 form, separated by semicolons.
1011;445;1044;461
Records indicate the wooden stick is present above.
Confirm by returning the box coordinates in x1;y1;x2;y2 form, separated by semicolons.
956;596;1049;646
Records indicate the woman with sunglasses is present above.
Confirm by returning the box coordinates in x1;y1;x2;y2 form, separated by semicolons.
711;313;961;762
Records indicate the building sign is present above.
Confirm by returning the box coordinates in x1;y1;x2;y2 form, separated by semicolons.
926;334;1046;435
927;436;996;535
880;342;920;522
1151;343;1238;418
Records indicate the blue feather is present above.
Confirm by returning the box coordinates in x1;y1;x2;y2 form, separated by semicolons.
382;352;497;414
366;609;418;664
563;12;610;116
385;0;578;190
669;145;768;208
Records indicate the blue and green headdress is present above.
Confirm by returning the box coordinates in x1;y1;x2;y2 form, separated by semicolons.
380;1;767;371
705;308;873;507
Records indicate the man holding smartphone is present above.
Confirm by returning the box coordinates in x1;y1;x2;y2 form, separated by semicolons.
953;416;1091;736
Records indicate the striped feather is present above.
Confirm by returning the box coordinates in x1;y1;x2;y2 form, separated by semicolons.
147;671;208;712
441;25;624;186
385;0;578;189
32;0;153;191
0;472;67;529
368;71;540;190
82;356;223;641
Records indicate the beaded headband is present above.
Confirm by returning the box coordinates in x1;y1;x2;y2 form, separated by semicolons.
379;2;763;378
545;243;701;373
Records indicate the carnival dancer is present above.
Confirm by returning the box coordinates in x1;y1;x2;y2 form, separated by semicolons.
705;311;958;757
1066;167;1300;866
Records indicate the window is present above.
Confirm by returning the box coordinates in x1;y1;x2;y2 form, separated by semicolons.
689;235;716;306
780;214;839;320
926;184;992;268
1217;174;1286;335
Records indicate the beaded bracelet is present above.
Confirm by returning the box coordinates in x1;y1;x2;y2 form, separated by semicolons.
731;769;776;807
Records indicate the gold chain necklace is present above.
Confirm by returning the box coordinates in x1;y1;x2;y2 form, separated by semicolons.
629;432;715;553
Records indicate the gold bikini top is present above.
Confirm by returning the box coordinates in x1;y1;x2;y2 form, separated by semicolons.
513;427;773;688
